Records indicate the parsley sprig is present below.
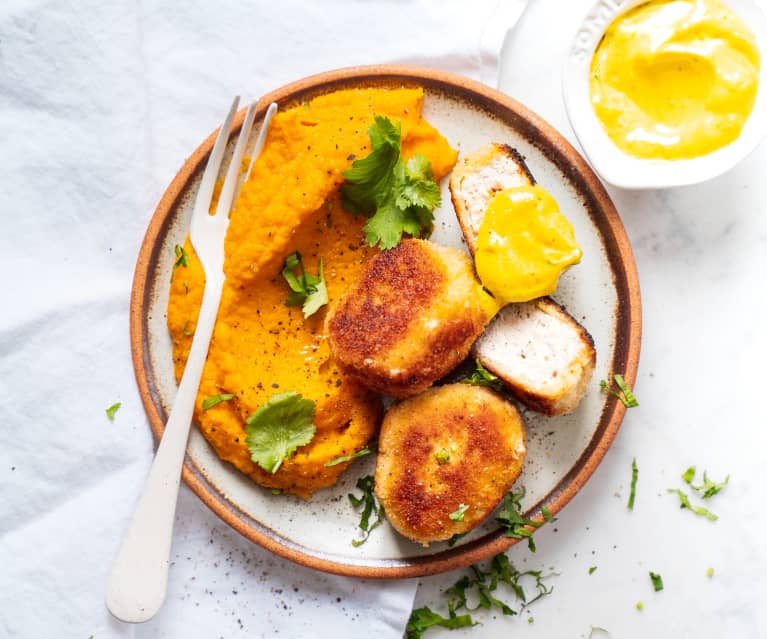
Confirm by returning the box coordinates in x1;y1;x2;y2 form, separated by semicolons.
244;392;316;474
342;116;442;249
405;553;554;638
281;252;328;319
348;475;385;547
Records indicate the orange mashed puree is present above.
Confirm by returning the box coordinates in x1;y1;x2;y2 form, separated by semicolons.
167;87;457;497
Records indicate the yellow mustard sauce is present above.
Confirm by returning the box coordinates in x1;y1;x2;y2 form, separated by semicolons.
590;0;760;160
475;185;582;304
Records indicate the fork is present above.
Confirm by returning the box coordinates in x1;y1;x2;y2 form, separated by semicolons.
106;96;277;623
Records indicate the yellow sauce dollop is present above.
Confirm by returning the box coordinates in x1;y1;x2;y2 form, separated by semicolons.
475;185;582;304
590;0;760;160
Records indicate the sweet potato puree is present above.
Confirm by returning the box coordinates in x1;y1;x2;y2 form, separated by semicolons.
167;88;457;497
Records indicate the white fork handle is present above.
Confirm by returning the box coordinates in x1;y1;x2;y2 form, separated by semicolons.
106;271;225;623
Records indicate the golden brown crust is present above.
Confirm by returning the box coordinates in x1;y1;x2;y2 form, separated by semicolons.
375;384;526;545
326;239;493;398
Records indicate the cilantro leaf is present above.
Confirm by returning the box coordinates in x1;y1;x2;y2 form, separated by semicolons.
324;447;372;467
405;607;475;639
348;475;385;546
667;488;718;521
244;392;316;474
201;393;235;410
280;252;328;318
462;360;504;392
649;571;664;592
173;244;190;269
600;374;639;407
342;116;441;249
105;402;121;421
496;487;543;552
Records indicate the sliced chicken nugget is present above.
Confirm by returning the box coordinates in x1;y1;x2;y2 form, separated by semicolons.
326;239;496;398
375;383;526;546
449;143;596;415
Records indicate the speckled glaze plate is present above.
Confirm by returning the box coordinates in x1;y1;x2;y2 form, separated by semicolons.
131;65;641;578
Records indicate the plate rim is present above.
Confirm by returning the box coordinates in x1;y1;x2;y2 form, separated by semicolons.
130;64;642;579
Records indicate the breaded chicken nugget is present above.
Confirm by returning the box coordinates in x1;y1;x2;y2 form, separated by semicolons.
326;239;496;398
375;383;526;545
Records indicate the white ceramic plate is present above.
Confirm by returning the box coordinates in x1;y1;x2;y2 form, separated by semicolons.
131;66;641;578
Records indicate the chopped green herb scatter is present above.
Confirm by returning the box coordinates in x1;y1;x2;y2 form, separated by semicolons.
324;447;372;467
341;116;441;249
105;402;121;421
244;392;316;474
405;553;554;638
707;567;714;578
348;475;385;547
173;244;189;269
682;465;697;484
589;566;598;575
649;571;664;592
636;601;644;611
435;448;451;464
201;393;235;410
449;504;469;522
496;487;543;552
281;252;328;318
628;457;638;510
667;488;718;521
462;360;504;392
600;374;639;407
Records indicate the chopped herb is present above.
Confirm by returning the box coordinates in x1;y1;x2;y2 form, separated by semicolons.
348;475;385;547
707;567;714;578
496;487;543;552
636;601;644;611
589;566;598;575
405;607;475;639
435;448;451;464
528;617;534;624
341;116;441;249
182;321;194;336
541;504;556;522
691;470;730;499
405;553;554;638
667;488;718;521
271;488;282;495
462;360;504;392
628;457;638;510
447;532;466;547
281;252;329;319
324;447;372;467
600;374;639;407
173;244;190;269
201;393;235;410
682;465;696;484
244;392;316;474
449;504;469;522
649;571;664;592
105;402;121;421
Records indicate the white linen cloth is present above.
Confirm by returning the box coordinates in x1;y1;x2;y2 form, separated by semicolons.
0;1;526;637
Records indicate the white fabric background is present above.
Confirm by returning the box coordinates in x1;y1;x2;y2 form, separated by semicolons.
0;1;524;637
